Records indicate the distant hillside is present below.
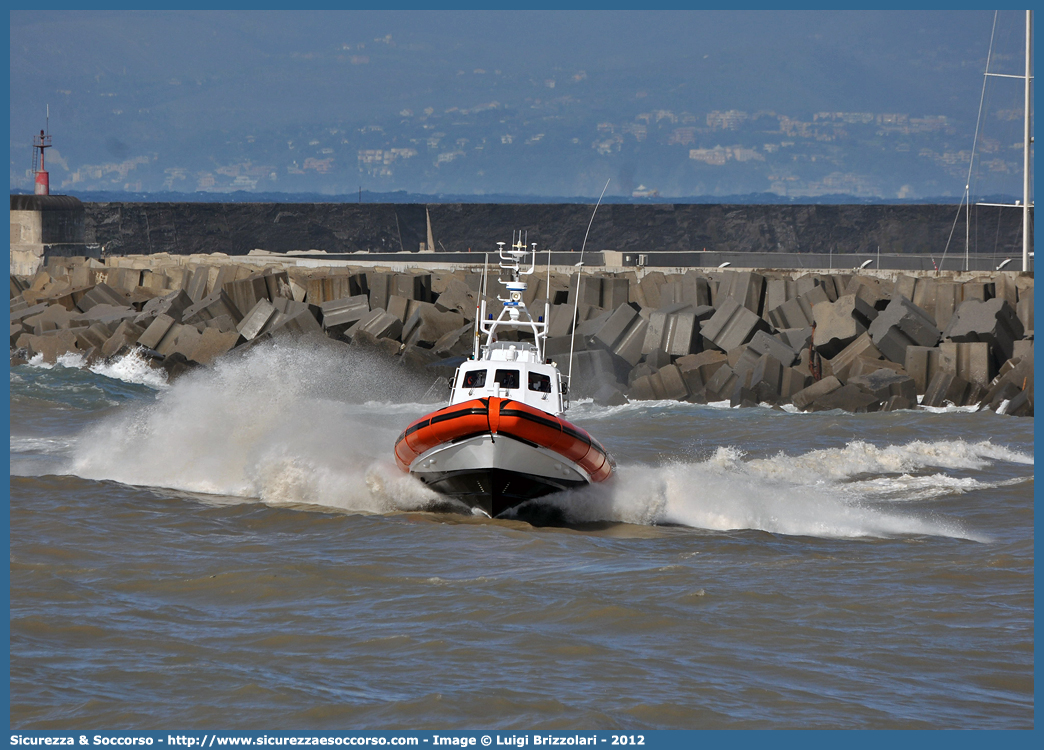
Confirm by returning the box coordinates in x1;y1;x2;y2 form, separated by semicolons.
29;189;997;206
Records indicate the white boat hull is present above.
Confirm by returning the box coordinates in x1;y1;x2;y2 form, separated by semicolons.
410;434;589;517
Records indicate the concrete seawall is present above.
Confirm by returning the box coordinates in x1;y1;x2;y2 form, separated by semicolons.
11;253;1034;417
83;202;1032;267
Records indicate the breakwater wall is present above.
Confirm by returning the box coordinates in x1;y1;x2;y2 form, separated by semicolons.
83;202;1032;264
11;254;1033;417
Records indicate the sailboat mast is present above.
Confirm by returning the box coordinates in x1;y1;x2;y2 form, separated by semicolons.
1023;9;1032;272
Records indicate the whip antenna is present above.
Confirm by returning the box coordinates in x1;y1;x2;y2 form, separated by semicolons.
567;178;610;389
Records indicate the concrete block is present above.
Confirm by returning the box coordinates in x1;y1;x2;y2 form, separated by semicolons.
922;370;974;408
643;304;698;356
980;355;1033;410
306;273;362;305
186;266;210;302
75;322;112;350
660;310;699;357
720;270;766;315
943;297;1024;368
546;304;576;337
704;363;740;401
153;322;187;357
961;280;992;302
271;296;314;318
137;314;177;350
348;309;404;342
101;320;146;358
844;275;891;311
612;316;649;367
268;307;324;338
204;314;237;334
393;273;432;302
1013;339;1033;362
635;272;666;309
76;283;128;312
939;341;993;388
808;383;882;413
780;367;812;401
904;346;957;395
1016;293;1033;335
675;351;725;393
237;299;278;341
23;302;78;331
931;281;961;330
701;297;772;353
366;272;393;311
749;354;784;404
264;270;293;301
18;331;80;363
880;396;917;412
569;349;621;398
847;368;917;403
224;274;270;315
403;306;466;348
764;278;789;316
778;326;813;355
434;278;479;319
602;277;632;310
592;302;641;351
657;364;689;401
730;346;761;378
320;295;370;330
182;289;243;326
385;294;410;323
791;376;843;411
868;295;941;364
847;356;906;380
75;304;139;327
746;330;799;367
569;275;602;307
823;332;883;383
140;289;194;324
996;388;1032;417
104;267;142;295
627;362;658;386
812;294;878;359
433;324;475;358
893;275;917;302
767;295;814;329
641;348;670;370
627;373;662;401
189;328;242;366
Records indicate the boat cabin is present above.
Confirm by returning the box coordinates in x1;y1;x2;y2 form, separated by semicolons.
451;342;565;415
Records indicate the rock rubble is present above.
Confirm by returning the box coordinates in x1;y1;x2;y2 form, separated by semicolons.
10;258;1034;417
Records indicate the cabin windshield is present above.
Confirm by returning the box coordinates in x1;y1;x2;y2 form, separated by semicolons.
462;369;486;388
528;372;552;393
494;369;520;390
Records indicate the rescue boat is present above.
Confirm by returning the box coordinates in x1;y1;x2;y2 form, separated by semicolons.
393;235;616;518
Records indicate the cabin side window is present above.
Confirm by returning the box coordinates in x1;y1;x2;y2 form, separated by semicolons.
493;369;520;389
462;369;487;388
528;372;552;393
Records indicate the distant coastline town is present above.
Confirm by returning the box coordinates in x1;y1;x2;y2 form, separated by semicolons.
15;103;1024;201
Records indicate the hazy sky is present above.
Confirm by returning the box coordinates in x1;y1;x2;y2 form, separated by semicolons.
9;10;1030;198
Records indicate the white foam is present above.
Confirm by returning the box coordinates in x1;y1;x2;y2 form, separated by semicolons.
89;347;169;389
10;436;77;456
68;339;443;513
532;436;1030;540
25;347;168;389
63;338;1025;541
541;459;990;541
27;351;87;370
